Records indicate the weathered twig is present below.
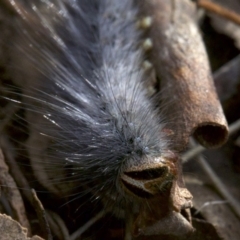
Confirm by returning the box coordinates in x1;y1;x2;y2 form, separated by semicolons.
187;183;240;239
46;210;70;240
31;189;53;240
198;0;240;26
191;140;240;220
139;0;228;150
194;200;228;215
124;203;134;240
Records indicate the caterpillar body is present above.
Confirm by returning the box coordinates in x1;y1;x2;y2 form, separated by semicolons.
0;0;192;238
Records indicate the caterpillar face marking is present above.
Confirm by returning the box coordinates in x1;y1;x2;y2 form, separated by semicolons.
121;157;176;198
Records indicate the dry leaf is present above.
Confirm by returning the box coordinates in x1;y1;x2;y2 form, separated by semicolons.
0;214;43;240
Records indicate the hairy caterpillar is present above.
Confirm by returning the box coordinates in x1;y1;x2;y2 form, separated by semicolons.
0;0;192;238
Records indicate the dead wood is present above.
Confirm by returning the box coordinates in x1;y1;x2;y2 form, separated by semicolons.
139;0;228;150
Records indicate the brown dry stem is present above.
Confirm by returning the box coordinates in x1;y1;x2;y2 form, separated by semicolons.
139;0;228;150
198;0;240;26
46;211;70;240
31;189;52;240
